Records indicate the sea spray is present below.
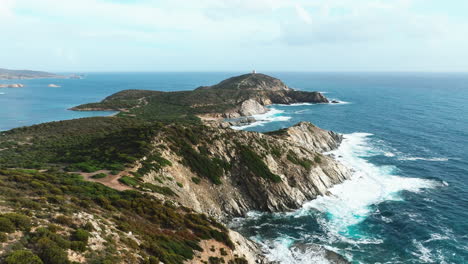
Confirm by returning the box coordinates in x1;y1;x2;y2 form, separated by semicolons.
231;108;291;130
295;133;441;239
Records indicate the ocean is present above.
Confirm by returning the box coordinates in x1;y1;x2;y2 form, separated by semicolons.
1;72;467;263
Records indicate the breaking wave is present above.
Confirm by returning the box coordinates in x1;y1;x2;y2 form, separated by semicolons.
231;108;291;130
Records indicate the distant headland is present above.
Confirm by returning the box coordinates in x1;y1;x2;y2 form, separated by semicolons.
0;68;64;80
71;72;329;123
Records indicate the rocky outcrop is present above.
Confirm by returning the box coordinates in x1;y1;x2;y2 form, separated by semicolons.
270;121;342;152
140;122;351;222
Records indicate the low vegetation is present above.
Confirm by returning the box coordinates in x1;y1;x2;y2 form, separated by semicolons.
0;169;233;264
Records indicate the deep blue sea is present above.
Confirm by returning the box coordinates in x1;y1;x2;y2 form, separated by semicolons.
1;72;467;263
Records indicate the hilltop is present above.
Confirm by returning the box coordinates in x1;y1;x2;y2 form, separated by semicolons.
71;73;329;121
0;68;63;80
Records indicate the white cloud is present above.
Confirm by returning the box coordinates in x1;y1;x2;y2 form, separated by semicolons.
0;0;467;71
295;4;312;24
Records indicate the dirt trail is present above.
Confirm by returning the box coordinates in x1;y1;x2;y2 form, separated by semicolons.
78;170;133;191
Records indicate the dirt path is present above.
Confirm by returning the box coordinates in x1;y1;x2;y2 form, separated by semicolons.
78;170;133;191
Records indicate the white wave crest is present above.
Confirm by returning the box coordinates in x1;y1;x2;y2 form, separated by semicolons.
329;99;350;105
276;103;314;106
398;157;449;162
293;133;441;237
257;238;333;264
231;108;291;130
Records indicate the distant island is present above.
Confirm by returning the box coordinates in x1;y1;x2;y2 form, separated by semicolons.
0;68;64;80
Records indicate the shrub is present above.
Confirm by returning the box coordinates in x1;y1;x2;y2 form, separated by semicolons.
5;250;43;264
118;176;139;187
239;146;281;183
209;257;225;264
0;217;15;233
191;177;201;184
314;155;322;163
228;258;248;264
91;173;107;179
0;232;7;242
54;215;74;226
287;151;313;170
72;228;90;242
3;213;31;231
37;237;70;264
176;182;183;188
220;247;228;256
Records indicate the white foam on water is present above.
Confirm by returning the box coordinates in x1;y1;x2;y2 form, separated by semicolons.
231;108;291;130
256;237;332;264
398;156;449;162
412;240;434;263
276;103;314;106
0;92;5;95
329;99;351;105
293;133;441;240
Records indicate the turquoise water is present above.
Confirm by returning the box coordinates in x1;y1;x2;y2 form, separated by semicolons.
1;72;467;263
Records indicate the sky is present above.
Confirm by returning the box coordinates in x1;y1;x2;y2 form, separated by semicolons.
1;0;468;72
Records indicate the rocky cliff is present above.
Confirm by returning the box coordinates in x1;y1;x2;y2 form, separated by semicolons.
130;121;350;222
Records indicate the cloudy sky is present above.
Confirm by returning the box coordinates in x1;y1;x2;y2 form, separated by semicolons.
1;0;467;72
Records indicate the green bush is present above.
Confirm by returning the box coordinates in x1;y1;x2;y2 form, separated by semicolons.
91;173;107;179
191;177;201;184
209;256;225;264
239;146;281;183
3;213;31;231
314;155;322;163
287;151;313;170
118;176;139;187
37;237;70;264
5;250;43;264
0;232;7;242
0;217;15;233
179;142;223;185
72;228;90;242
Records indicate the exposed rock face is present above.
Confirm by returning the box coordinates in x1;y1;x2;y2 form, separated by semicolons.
142;122;351;222
224;99;270;118
272;121;343;153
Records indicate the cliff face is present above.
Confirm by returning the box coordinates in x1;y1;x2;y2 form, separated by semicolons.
135;122;350;222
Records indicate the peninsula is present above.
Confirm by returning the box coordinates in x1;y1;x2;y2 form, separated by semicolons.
0;68;63;80
71;73;329;121
0;73;350;264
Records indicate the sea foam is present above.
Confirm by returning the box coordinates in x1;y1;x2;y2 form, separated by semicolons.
231;108;291;130
293;133;441;239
